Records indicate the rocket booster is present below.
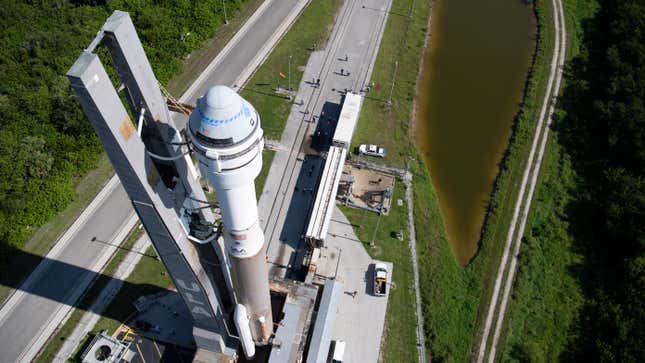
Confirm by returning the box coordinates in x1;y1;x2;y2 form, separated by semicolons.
187;86;273;357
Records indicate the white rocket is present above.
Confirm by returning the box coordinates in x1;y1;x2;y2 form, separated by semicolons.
188;86;273;358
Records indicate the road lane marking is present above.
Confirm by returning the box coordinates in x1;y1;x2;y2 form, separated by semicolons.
135;342;147;363
152;339;162;358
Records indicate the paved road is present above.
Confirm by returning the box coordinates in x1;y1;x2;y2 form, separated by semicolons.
182;0;307;103
0;1;306;361
0;179;136;363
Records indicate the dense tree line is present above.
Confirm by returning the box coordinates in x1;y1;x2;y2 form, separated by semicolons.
0;0;244;266
556;0;644;360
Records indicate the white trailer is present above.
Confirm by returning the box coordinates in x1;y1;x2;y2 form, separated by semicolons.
332;93;362;149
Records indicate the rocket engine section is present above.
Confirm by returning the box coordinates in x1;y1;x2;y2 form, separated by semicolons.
188;86;273;357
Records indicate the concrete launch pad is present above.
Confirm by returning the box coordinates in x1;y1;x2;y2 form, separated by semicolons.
114;279;319;363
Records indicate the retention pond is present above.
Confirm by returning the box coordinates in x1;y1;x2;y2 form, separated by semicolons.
415;0;536;264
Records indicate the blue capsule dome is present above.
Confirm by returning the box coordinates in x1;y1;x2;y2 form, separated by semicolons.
189;85;258;146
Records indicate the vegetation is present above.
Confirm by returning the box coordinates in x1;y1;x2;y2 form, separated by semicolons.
344;0;492;359
498;0;596;359
502;0;645;361
345;0;593;361
340;183;418;363
240;0;342;140
0;0;253;274
0;155;113;304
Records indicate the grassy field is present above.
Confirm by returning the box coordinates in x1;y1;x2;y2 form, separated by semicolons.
498;0;599;360
340;0;584;360
340;182;418;363
257;150;276;198
410;0;558;359
240;0;343;140
350;1;431;167
35;226;144;362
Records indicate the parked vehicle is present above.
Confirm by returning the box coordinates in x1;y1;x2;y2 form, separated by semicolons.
358;144;386;158
373;262;388;296
331;340;346;362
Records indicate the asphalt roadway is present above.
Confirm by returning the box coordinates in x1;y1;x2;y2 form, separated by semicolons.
0;1;305;362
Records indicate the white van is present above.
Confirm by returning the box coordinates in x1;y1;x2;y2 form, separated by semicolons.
331;340;346;362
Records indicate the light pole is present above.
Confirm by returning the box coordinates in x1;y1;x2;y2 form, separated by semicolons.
388;60;398;105
288;55;293;91
222;0;228;24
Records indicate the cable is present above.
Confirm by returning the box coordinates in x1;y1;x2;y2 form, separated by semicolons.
146;149;191;161
187;233;217;244
186;205;218;211
167;140;192;146
186;194;219;207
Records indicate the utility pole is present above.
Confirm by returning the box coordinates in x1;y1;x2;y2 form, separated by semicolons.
388;60;398;105
370;213;383;247
288;55;293;91
222;0;228;24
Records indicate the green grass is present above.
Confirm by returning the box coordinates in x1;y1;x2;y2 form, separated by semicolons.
498;134;584;362
410;0;599;360
339;182;418;363
408;0;559;359
498;0;599;361
341;0;586;360
257;150;276;199
35;226;144;362
240;0;343;140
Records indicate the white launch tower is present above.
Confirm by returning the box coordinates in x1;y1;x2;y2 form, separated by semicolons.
188;86;273;356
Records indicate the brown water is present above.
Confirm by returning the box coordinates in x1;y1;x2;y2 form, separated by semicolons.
415;0;536;265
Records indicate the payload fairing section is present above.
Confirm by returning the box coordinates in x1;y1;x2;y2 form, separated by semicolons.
67;10;272;360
